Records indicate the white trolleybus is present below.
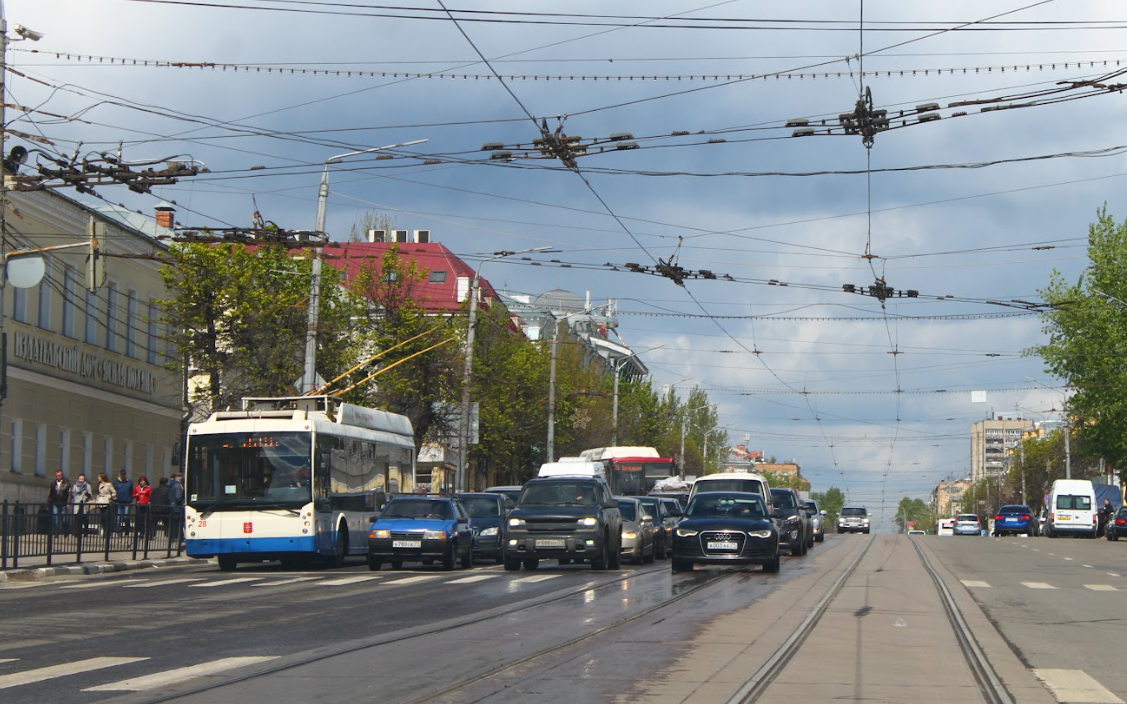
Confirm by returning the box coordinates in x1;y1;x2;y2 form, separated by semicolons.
184;396;415;571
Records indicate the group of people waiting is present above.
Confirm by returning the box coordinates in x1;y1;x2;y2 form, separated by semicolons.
46;469;186;539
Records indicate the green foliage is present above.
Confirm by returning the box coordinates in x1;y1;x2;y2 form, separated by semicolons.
811;487;845;528
762;472;802;491
895;497;935;533
1032;207;1127;478
158;242;359;413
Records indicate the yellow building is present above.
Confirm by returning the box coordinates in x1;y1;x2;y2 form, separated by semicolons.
0;190;182;503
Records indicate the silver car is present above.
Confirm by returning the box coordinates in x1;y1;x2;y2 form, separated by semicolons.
804;500;826;542
954;513;982;536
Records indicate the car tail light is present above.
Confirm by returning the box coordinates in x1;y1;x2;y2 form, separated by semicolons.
1117;518;1126;526
1021;515;1030;521
995;515;1003;522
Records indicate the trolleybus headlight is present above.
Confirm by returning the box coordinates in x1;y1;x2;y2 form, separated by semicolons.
371;529;391;539
508;517;525;528
479;527;498;537
676;528;698;537
423;530;446;540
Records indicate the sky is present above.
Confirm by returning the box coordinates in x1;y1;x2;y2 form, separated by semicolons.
8;0;1127;529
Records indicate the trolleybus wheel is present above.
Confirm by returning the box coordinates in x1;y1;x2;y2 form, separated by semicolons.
217;555;238;572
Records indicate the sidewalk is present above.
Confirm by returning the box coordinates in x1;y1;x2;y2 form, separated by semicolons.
0;550;203;582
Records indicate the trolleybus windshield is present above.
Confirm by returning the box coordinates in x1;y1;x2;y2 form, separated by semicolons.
188;432;312;508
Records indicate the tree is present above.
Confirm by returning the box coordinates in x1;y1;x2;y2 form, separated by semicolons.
895;497;936;533
348;210;399;243
159;242;358;415
811;487;845;527
1032;207;1127;478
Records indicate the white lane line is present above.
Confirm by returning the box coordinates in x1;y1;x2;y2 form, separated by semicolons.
381;575;441;586
1022;582;1058;590
0;659;16;664
1083;564;1094;568
514;575;560;583
1063;557;1074;561
85;656;278;692
1033;669;1124;704
0;583;40;590
250;577;321;587
123;578;206;589
0;657;147;690
1047;552;1055;556
1085;584;1118;591
188;577;265;588
319;575;383;586
1108;572;1121;577
445;575;496;584
960;580;992;588
60;580;151;590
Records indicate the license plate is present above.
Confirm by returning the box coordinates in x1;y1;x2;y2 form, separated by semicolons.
536;539;566;548
707;541;739;550
1005;518;1016;522
1059;516;1070;521
392;540;421;548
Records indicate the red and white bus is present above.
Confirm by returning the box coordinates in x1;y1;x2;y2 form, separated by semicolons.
578;447;679;495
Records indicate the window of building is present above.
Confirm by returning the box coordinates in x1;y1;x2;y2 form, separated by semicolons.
103;436;114;477
63;266;77;338
37;273;52;330
126;289;138;358
10;419;22;473
429;270;447;283
105;283;118;352
147;301;159;364
60;428;71;478
85;288;98;344
12;286;27;323
35;424;47;477
82;432;93;477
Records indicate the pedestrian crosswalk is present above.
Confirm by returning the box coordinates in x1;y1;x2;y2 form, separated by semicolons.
84;656;277;692
960;578;1122;592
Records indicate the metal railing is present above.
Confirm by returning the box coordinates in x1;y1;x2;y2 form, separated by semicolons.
1;501;184;570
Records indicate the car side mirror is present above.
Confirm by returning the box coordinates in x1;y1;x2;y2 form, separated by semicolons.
604;500;620;509
820;510;827;515
641;515;652;523
370;515;380;523
503;498;515;510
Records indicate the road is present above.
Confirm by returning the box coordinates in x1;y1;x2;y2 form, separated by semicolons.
0;534;1122;704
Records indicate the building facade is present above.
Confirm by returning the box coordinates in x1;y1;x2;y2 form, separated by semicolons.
970;417;1035;483
0;190;182;504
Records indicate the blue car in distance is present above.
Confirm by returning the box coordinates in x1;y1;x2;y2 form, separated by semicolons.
367;496;474;571
993;505;1038;537
457;492;511;563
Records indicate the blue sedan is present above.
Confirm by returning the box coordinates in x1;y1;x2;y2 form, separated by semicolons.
367;496;474;571
671;492;780;573
993;505;1038;537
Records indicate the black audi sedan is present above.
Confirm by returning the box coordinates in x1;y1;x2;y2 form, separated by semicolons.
671;492;780;573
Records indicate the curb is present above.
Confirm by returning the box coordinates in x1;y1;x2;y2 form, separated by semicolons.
0;556;202;582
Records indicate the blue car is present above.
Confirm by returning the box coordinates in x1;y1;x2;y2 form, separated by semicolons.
457;492;511;562
367;496;474;571
993;505;1038;537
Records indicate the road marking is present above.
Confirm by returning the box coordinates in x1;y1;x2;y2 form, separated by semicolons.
1109;572;1121;577
1022;582;1057;590
0;583;39;590
445;575;496;584
0;659;15;664
0;657;147;690
123;578;206;588
1047;552;1055;556
1063;557;1074;561
188;577;265;588
85;656;278;692
514;575;560;583
250;577;321;587
382;575;441;586
1085;584;1118;591
1032;669;1124;704
960;580;992;588
318;575;383;586
59;581;146;590
1083;564;1094;568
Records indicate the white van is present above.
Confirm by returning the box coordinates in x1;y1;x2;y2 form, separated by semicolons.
537;461;607;481
687;472;771;503
1046;479;1098;538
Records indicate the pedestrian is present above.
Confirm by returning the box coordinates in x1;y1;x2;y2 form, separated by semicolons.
150;477;170;539
168;473;186;542
1099;498;1114;537
69;473;92;535
47;470;71;533
133;476;152;536
93;472;117;535
113;470;134;533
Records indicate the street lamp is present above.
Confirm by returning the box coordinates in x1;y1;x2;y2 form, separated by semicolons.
610;344;663;446
301;139;428;393
458;246;555;491
546;309;587;463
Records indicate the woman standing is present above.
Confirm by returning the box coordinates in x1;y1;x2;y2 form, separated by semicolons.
69;474;92;535
93;472;117;535
133;476;152;536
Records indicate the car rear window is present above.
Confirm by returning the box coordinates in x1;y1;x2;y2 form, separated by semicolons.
1056;495;1092;510
957;514;978;522
999;506;1029;513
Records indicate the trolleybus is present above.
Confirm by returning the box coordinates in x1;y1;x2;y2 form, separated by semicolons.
184;395;415;571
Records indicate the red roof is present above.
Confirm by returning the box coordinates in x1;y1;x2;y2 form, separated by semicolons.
320;241;501;316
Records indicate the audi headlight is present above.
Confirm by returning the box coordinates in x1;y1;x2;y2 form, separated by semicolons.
480;527;498;537
748;530;773;538
423;530;446;540
508;517;525;528
370;529;391;540
676;528;698;537
580;517;598;527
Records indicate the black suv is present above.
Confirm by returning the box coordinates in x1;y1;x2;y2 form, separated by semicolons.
769;487;810;556
503;476;622;571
